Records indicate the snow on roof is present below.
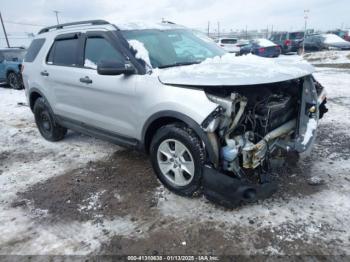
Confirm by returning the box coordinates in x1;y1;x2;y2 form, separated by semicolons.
117;21;185;31
322;34;347;44
255;38;276;47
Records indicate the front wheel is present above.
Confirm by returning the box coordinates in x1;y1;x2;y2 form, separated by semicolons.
150;124;205;196
7;72;23;90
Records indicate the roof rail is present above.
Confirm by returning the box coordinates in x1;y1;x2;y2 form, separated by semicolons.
38;20;110;34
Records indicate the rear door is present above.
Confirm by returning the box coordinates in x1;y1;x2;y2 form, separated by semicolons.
43;32;84;120
44;31;139;138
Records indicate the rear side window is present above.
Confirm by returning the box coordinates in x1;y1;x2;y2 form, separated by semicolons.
24;38;45;62
47;37;79;66
84;37;124;69
221;39;237;44
289;32;304;40
280;33;287;40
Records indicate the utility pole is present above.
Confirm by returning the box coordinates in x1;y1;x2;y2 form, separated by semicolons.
217;21;220;38
302;9;310;55
53;10;60;25
266;25;269;38
207;21;210;37
0;12;10;48
245;25;248;39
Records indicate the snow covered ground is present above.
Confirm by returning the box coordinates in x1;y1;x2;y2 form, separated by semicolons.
0;60;350;255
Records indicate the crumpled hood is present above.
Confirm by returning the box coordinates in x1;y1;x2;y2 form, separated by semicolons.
158;54;315;86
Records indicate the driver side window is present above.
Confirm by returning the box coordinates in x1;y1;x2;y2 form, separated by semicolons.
84;37;124;69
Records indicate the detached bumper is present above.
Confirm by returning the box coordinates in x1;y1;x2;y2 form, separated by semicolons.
202;166;278;208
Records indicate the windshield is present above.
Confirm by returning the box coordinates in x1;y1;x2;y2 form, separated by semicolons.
2;50;26;62
122;29;225;68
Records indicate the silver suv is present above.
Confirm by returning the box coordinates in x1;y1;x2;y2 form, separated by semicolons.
23;20;328;207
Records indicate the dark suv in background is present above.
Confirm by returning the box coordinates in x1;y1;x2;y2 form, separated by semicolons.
270;31;304;54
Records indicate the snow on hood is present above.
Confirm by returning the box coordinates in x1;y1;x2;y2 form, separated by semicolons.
158;54;315;87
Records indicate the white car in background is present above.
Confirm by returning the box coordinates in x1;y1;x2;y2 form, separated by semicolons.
215;38;240;53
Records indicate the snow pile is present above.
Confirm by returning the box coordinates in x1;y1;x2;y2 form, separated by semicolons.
158;53;314;86
128;39;152;69
84;59;97;69
304;50;350;65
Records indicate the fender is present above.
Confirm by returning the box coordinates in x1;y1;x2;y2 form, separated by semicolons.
141;110;217;165
28;87;48;111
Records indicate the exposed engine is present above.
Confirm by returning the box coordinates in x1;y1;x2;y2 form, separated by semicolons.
203;80;304;178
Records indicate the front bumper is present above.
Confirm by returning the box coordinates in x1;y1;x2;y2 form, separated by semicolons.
203;166;278;208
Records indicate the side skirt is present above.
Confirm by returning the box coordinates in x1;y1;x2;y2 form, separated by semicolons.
55;115;140;150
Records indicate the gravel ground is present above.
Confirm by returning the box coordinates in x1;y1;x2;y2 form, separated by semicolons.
0;65;349;256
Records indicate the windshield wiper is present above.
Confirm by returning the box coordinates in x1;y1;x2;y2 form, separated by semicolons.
158;61;201;69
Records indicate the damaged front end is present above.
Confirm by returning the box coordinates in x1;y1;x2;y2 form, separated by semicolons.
201;75;327;207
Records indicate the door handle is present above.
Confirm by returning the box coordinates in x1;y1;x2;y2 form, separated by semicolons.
79;76;93;84
40;70;49;76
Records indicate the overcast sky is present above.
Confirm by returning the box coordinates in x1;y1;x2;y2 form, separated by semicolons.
1;0;349;47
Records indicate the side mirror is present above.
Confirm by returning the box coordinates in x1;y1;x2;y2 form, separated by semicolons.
97;60;135;76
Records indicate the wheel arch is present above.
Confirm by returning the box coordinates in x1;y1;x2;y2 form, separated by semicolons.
141;111;216;165
29;88;46;112
6;69;16;79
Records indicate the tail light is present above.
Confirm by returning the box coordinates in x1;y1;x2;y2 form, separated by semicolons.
258;48;265;53
284;39;291;46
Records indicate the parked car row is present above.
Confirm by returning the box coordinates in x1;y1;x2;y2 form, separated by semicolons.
0;47;26;89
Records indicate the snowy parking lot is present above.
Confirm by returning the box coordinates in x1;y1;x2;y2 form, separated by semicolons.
0;62;350;256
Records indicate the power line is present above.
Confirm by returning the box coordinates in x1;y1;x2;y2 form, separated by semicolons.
4;20;46;27
0;37;31;39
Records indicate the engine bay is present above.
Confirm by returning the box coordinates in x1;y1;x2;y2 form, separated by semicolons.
203;78;306;179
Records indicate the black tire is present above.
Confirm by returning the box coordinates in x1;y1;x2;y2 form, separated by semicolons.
150;124;205;197
7;72;23;90
33;97;67;141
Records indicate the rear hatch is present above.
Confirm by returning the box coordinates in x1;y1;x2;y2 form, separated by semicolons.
289;32;304;48
257;46;281;57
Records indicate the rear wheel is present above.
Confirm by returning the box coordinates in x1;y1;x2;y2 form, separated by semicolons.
7;72;23;90
150;124;205;196
34;97;67;141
